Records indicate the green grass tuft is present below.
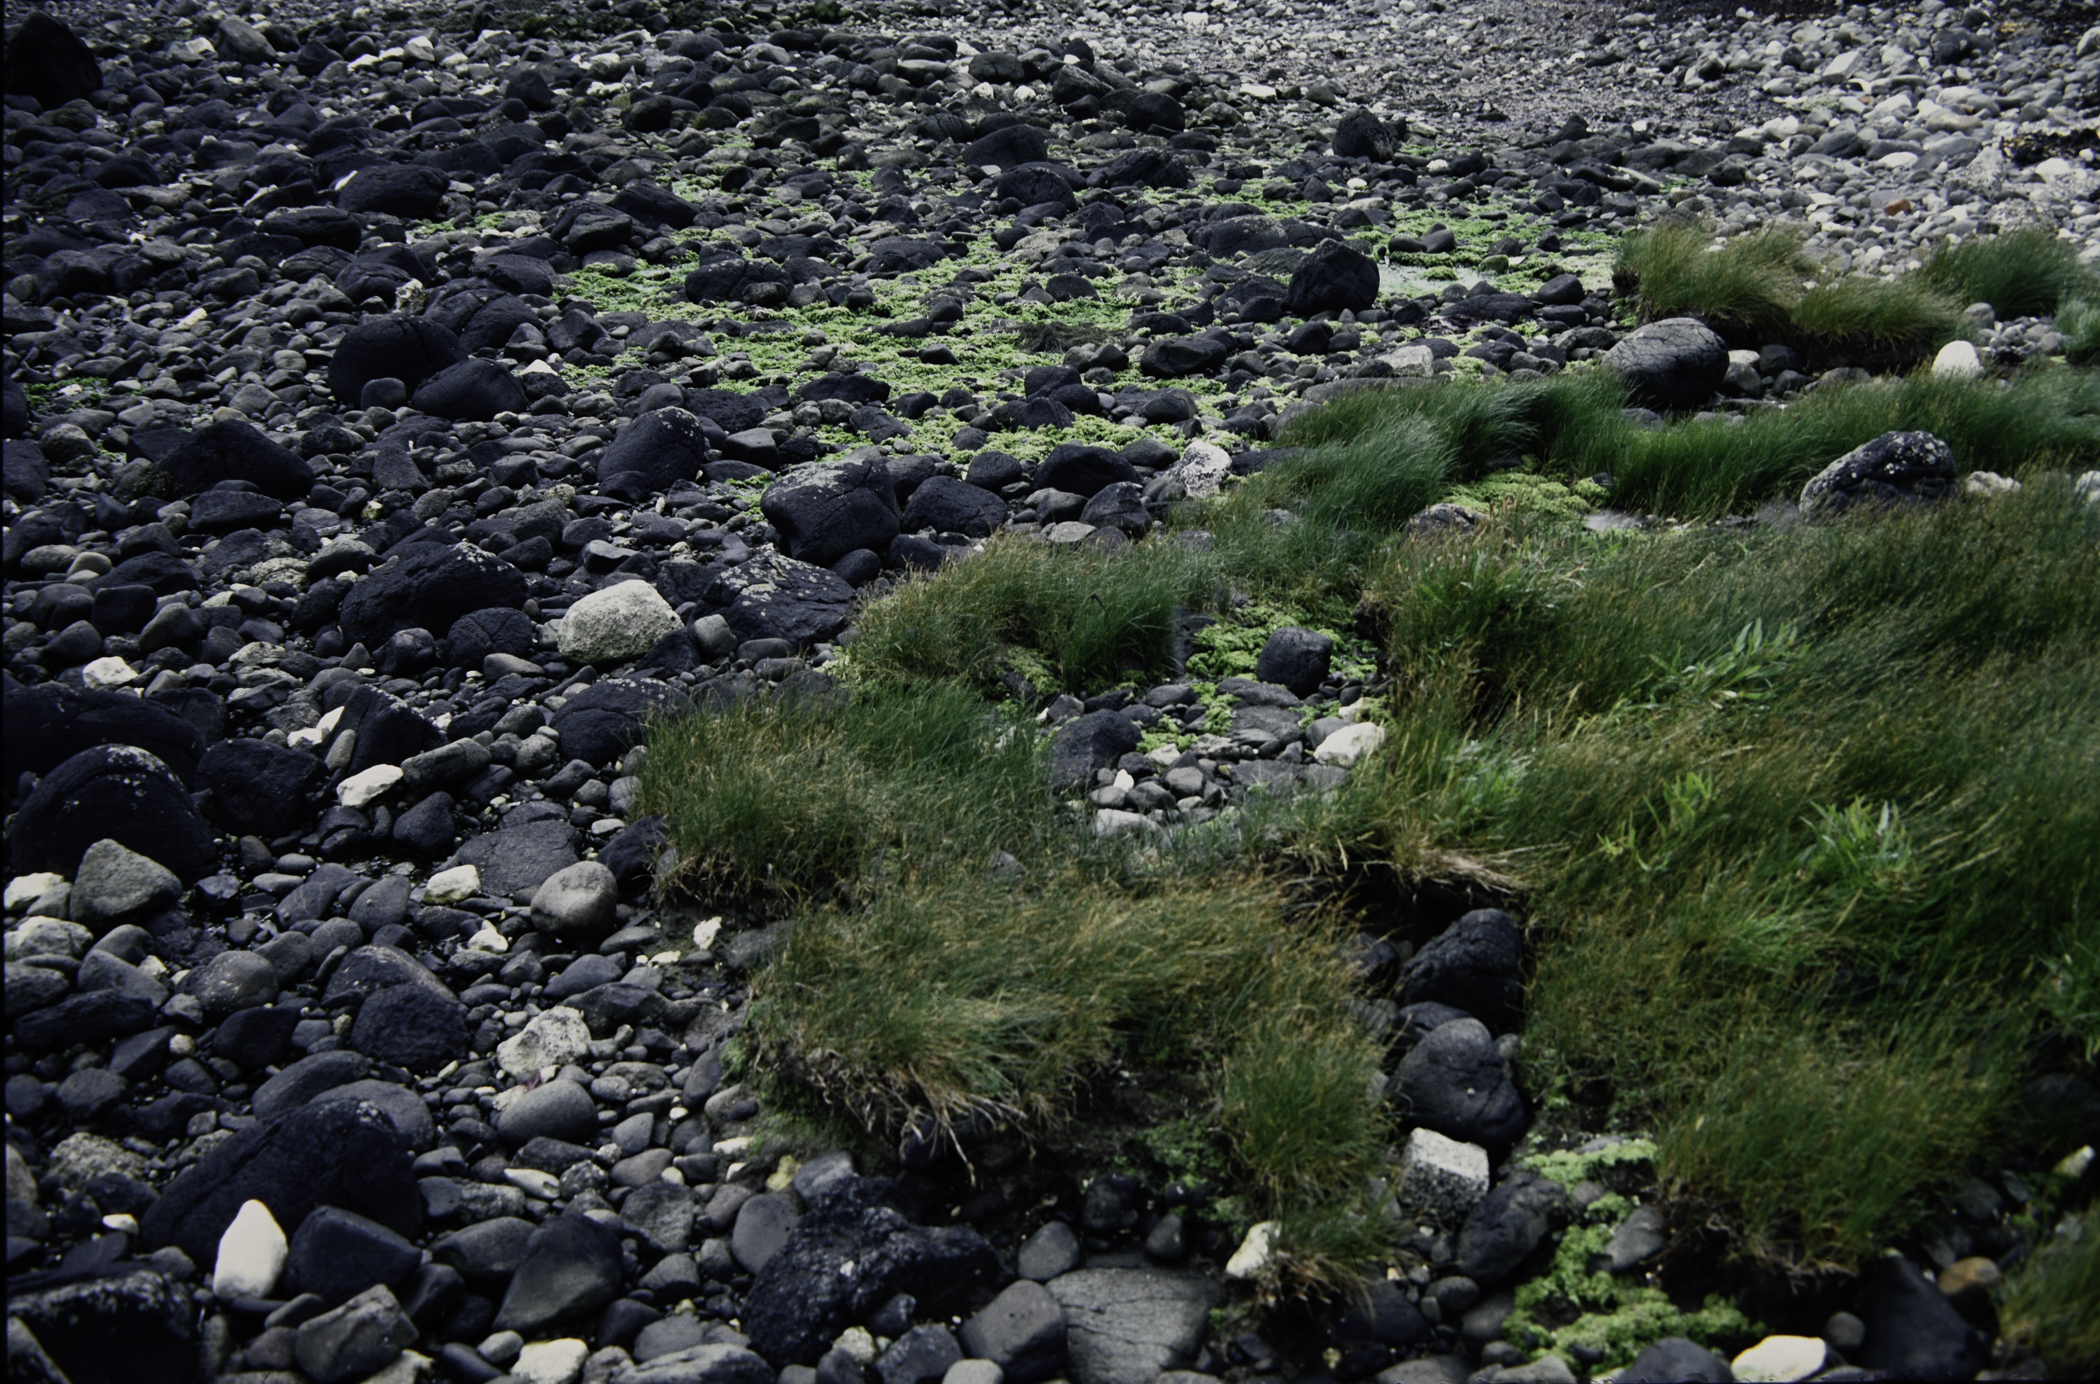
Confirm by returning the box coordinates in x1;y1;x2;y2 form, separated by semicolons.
637;681;1050;902
1354;479;2099;1265
2000;1208;2100;1375
1793;274;1968;366
2059;295;2100;364
849;534;1226;694
1613;219;1817;340
1916;227;2100;317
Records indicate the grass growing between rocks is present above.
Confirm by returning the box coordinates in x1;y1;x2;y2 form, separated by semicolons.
1352;478;2100;1267
641;665;1397;1295
849;534;1226;692
1916;225;2100;317
1999;1207;2100;1375
1608;217;2045;363
1266;369;2100;519
1613;219;1817;340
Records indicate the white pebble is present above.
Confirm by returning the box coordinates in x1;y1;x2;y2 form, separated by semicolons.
212;1199;287;1299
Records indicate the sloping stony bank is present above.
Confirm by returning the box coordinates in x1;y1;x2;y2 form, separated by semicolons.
4;0;2097;1381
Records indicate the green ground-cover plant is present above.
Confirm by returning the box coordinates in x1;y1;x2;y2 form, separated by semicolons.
1273;369;2100;519
847;533;1225;693
1999;1207;2100;1374
1613;219;1819;340
1350;478;2099;1267
1916;226;2100;318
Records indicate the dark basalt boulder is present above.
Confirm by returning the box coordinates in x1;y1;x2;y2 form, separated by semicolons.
9;744;215;882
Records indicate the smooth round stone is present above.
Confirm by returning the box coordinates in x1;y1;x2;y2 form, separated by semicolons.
213;1198;288;1299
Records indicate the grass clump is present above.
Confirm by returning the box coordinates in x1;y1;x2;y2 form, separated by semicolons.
638;680;1048;901
1792;274;1968;366
1273;369;2100;519
1916;226;2100;317
1613;219;1817;340
1351;478;2100;1267
2058;295;2100;364
849;534;1225;694
1999;1208;2100;1375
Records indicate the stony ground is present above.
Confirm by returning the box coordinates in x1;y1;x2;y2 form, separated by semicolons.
3;0;2096;1381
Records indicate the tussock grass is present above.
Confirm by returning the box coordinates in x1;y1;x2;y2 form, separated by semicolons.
2059;295;2100;364
1793;274;1968;366
2000;1209;2100;1375
642;664;1394;1295
850;534;1226;693
1613;219;1816;340
1278;371;2100;519
638;680;1049;900
1604;370;2100;515
1917;226;2099;317
1353;481;2100;1265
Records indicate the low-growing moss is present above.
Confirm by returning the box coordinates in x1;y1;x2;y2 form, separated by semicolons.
1444;472;1604;523
1521;1137;1660;1190
1503;1227;1760;1372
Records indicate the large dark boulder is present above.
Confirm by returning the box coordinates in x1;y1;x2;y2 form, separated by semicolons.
1254;627;1333;698
348;982;469;1074
1396;908;1525;1035
702;553;856;649
1034;445;1136;499
286;1206;424;1306
1286;239;1380;317
901;475;1008;537
1048;711;1143;791
336;686;443;777
327;316;468;411
157;420;316;500
1392;1017;1526;1154
1139;335;1230;379
1602;318;1727;412
760;456;901;566
338;543;528;650
610;179;700;230
4;12;102;110
550;677;686;770
493;1212;624;1334
1856;1252;1985;1381
1332;107;1403;160
139;1098;420;1267
744;1179;1001;1367
5;1265;196;1384
4;675;206;786
198;737;322;835
1455;1171;1566;1286
1088;148;1191;190
337;163;449;217
9;745;215;882
4;437;47;502
963;123;1049;168
456;816;582;899
684;253;790;305
410;358;528;422
444;607;537;668
598;407;712;501
1798;430;1957;519
12;990;157;1053
1619;1338;1734;1383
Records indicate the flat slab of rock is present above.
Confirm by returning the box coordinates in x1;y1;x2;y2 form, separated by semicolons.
1046;1268;1216;1384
